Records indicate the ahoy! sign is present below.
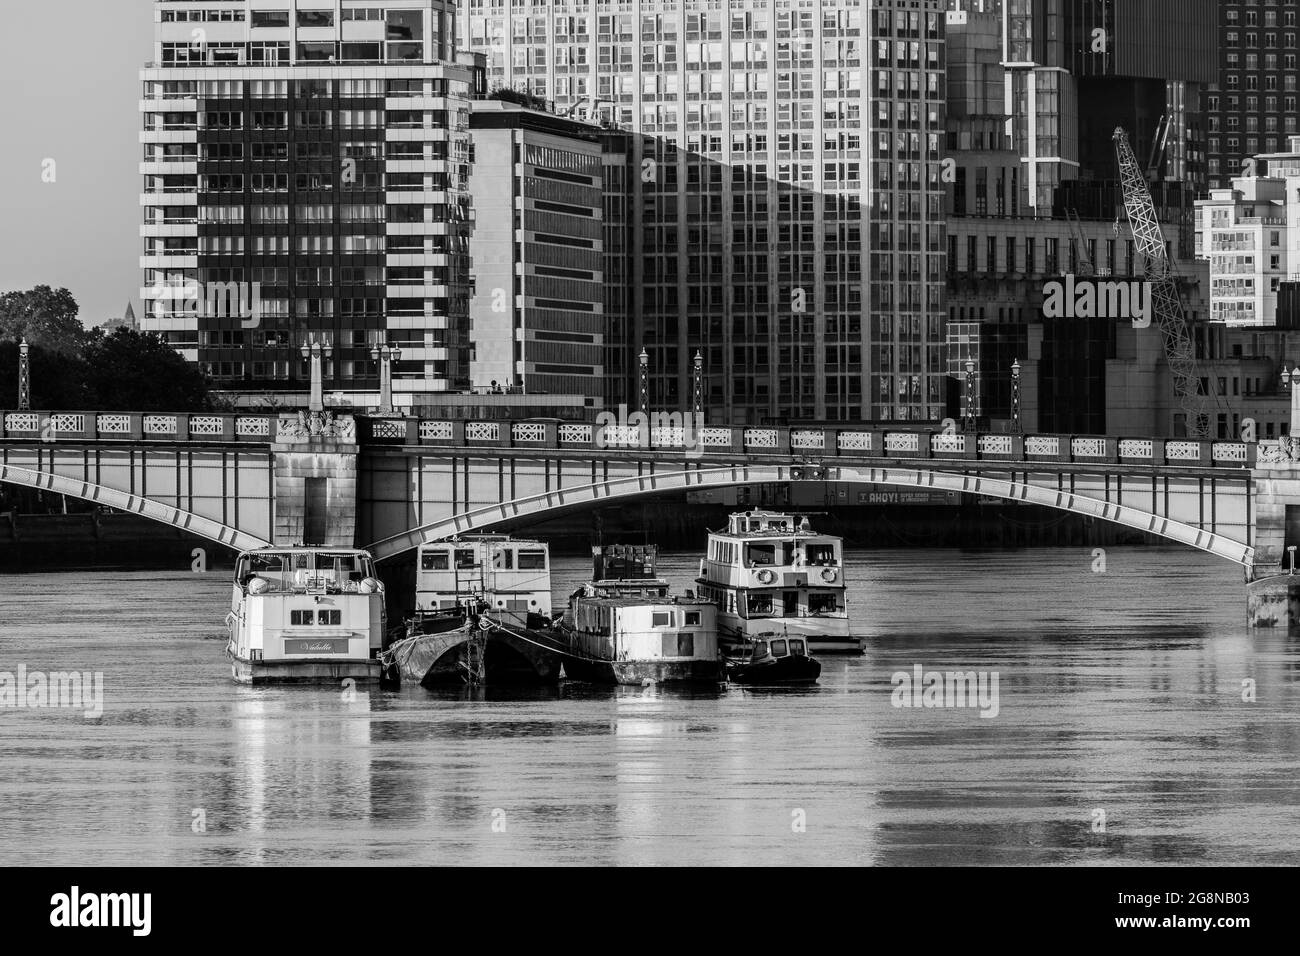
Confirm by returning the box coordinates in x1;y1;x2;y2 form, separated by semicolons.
1042;275;1152;328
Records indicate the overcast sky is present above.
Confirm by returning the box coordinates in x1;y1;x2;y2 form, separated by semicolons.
0;1;154;325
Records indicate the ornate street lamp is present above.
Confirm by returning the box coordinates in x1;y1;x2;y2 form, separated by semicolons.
17;338;31;411
300;336;332;413
963;358;976;433
639;347;649;416
370;341;402;415
1011;358;1022;434
692;350;704;419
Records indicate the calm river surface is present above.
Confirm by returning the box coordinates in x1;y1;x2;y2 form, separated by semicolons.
1;546;1298;866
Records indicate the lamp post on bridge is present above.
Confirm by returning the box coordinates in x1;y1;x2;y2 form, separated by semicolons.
17;338;30;411
300;337;332;413
692;350;704;419
1011;358;1021;434
963;358;976;433
370;341;402;415
639;347;649;416
1284;366;1300;436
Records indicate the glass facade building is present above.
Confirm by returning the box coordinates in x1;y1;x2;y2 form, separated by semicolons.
140;0;480;409
462;0;947;425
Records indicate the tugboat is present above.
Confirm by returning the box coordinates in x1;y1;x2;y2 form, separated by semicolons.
382;536;565;686
695;511;862;654
227;547;386;684
553;545;725;686
726;632;822;685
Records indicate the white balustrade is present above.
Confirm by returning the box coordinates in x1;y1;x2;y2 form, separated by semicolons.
977;435;1013;455
49;414;85;433
143;415;177;435
1212;442;1248;462
884;432;920;453
419;420;453;441
188;416;224;436
790;429;825;450
1070;437;1107;457
651;427;685;447
698;427;733;447
235;417;270;437
512;422;547;443
743;428;779;448
600;424;642;446
1165;441;1201;461
1118;439;1153;459
1026;436;1059;456
465;422;500;442
931;434;965;453
837;431;873;452
557;423;593;444
96;415;131;434
371;420;406;440
4;413;40;432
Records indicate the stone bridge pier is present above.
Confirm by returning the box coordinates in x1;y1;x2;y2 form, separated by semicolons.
1246;453;1300;627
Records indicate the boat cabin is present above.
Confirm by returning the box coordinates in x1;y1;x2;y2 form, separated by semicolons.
415;535;552;619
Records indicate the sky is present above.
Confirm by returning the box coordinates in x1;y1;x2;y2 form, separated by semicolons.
0;1;155;326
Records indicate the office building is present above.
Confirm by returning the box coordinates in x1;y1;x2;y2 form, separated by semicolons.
461;0;948;425
140;0;480;410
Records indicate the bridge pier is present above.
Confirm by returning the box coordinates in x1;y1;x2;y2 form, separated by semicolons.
1246;456;1300;628
272;412;358;548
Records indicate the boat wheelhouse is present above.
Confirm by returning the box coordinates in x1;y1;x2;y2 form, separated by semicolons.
695;511;861;654
227;547;386;684
727;633;822;685
556;545;725;685
414;535;552;625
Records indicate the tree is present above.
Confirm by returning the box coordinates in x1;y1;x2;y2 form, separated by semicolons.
82;328;213;411
0;286;87;357
0;341;89;409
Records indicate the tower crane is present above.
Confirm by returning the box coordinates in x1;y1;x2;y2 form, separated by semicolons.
1112;126;1208;438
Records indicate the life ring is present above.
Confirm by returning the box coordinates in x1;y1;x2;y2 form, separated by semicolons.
820;567;838;583
755;568;776;584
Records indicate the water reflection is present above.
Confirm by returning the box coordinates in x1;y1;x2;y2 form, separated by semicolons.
0;548;1298;865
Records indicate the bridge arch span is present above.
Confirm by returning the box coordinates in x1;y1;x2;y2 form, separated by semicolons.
0;462;271;553
369;463;1253;566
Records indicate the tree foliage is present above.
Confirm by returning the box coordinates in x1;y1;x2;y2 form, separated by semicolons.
0;287;213;411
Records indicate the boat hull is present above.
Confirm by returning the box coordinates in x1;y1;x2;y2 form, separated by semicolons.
563;656;725;686
717;614;863;655
231;657;382;685
727;656;822;684
385;620;566;687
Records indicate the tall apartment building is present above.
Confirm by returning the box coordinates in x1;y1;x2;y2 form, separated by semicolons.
1195;136;1300;328
461;0;948;425
467;99;606;400
1206;0;1300;190
140;0;480;410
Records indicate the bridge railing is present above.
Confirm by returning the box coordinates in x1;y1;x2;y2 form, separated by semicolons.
0;411;275;442
366;419;1255;470
1;411;1255;469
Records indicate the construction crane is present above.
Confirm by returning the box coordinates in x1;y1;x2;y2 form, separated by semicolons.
1064;209;1095;276
1112;126;1209;438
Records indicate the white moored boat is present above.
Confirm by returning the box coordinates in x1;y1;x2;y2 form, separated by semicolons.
695;511;862;654
413;535;552;626
227;547;386;684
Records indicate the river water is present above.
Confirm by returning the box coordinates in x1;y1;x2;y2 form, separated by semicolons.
1;546;1297;866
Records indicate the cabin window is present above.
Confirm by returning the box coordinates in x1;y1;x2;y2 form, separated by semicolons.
684;610;701;626
421;551;450;571
652;611;672;627
663;633;695;656
747;594;773;615
789;640;806;656
770;639;788;657
318;609;341;626
454;549;475;568
805;544;836;566
492;548;514;569
745;543;776;566
518;550;546;570
290;610;313;626
809;593;838;613
755;641;768;657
